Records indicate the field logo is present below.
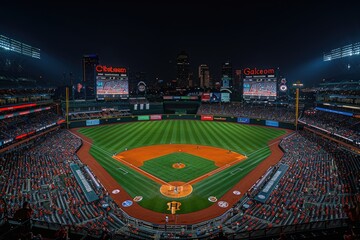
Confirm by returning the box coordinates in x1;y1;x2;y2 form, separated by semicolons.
133;196;143;202
167;201;181;214
217;201;229;208
112;189;120;194
208;196;218;202
122;200;133;207
233;190;241;195
257;194;266;200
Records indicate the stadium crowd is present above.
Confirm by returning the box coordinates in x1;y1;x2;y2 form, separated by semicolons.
0;110;62;140
226;130;360;237
0;130;130;239
299;109;360;144
197;102;295;123
0;110;359;239
69;109;131;120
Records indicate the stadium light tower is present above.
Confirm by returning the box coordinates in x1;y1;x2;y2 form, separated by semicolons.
293;81;303;131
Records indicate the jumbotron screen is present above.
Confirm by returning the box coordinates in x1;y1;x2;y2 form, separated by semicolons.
96;65;129;99
243;78;277;99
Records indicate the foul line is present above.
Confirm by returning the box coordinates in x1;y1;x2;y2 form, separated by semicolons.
185;156;247;186
113;156;169;186
183;139;284;187
69;130;170;186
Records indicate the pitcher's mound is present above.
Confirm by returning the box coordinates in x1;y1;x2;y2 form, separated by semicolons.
172;163;185;169
160;181;193;198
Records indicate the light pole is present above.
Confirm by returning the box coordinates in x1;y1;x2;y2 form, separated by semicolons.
292;81;303;131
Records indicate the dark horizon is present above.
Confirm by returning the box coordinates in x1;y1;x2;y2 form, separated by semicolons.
1;1;360;87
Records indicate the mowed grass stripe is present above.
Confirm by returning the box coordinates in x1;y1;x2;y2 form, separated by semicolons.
78;120;286;213
90;148;160;198
221;123;255;152
204;121;237;150
187;120;203;144
199;121;222;147
195;148;270;197
136;121;161;146
162;121;173;144
117;122;152;147
153;122;169;145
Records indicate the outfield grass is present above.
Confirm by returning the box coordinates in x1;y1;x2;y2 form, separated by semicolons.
78;120;286;214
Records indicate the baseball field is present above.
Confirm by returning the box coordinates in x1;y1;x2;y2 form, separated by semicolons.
75;120;288;222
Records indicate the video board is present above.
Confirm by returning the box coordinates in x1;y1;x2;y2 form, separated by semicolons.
73;82;85;100
242;67;277;101
96;65;129;99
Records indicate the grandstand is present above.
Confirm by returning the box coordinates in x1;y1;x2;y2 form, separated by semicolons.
0;38;359;240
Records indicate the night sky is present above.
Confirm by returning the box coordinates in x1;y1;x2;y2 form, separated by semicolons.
1;0;360;86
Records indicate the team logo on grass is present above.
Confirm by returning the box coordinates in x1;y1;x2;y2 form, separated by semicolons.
167;201;181;214
233;190;241;195
217;201;229;208
112;189;120;194
133;196;143;202
122;200;133;207
208;196;217;202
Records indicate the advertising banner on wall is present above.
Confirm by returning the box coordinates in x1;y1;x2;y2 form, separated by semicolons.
138;115;150;121
86;119;100;126
221;92;230;102
210;93;221;103
150;115;162;120
237;117;250;124
265;120;279;127
201;93;210;102
201;115;214;121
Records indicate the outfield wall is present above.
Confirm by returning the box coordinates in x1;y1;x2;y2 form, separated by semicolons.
68;114;295;130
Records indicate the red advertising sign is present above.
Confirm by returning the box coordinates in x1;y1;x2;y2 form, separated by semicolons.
15;133;28;140
150;115;162;120
243;68;275;76
201;93;210;102
201;115;214;121
96;65;127;74
0;103;37;113
57;119;66;124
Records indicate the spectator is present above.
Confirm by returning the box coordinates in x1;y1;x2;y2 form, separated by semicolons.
14;201;33;223
54;225;69;240
13;201;33;239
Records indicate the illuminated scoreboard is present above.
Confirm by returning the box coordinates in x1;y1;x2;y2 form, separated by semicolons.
96;65;129;100
242;67;278;101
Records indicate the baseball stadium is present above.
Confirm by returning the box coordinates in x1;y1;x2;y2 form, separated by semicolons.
0;34;360;240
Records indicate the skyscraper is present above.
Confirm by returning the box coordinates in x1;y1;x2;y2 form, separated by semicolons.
82;54;99;100
234;69;242;90
176;51;190;87
198;64;210;88
221;61;233;88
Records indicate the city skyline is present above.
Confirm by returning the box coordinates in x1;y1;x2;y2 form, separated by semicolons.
1;1;360;86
